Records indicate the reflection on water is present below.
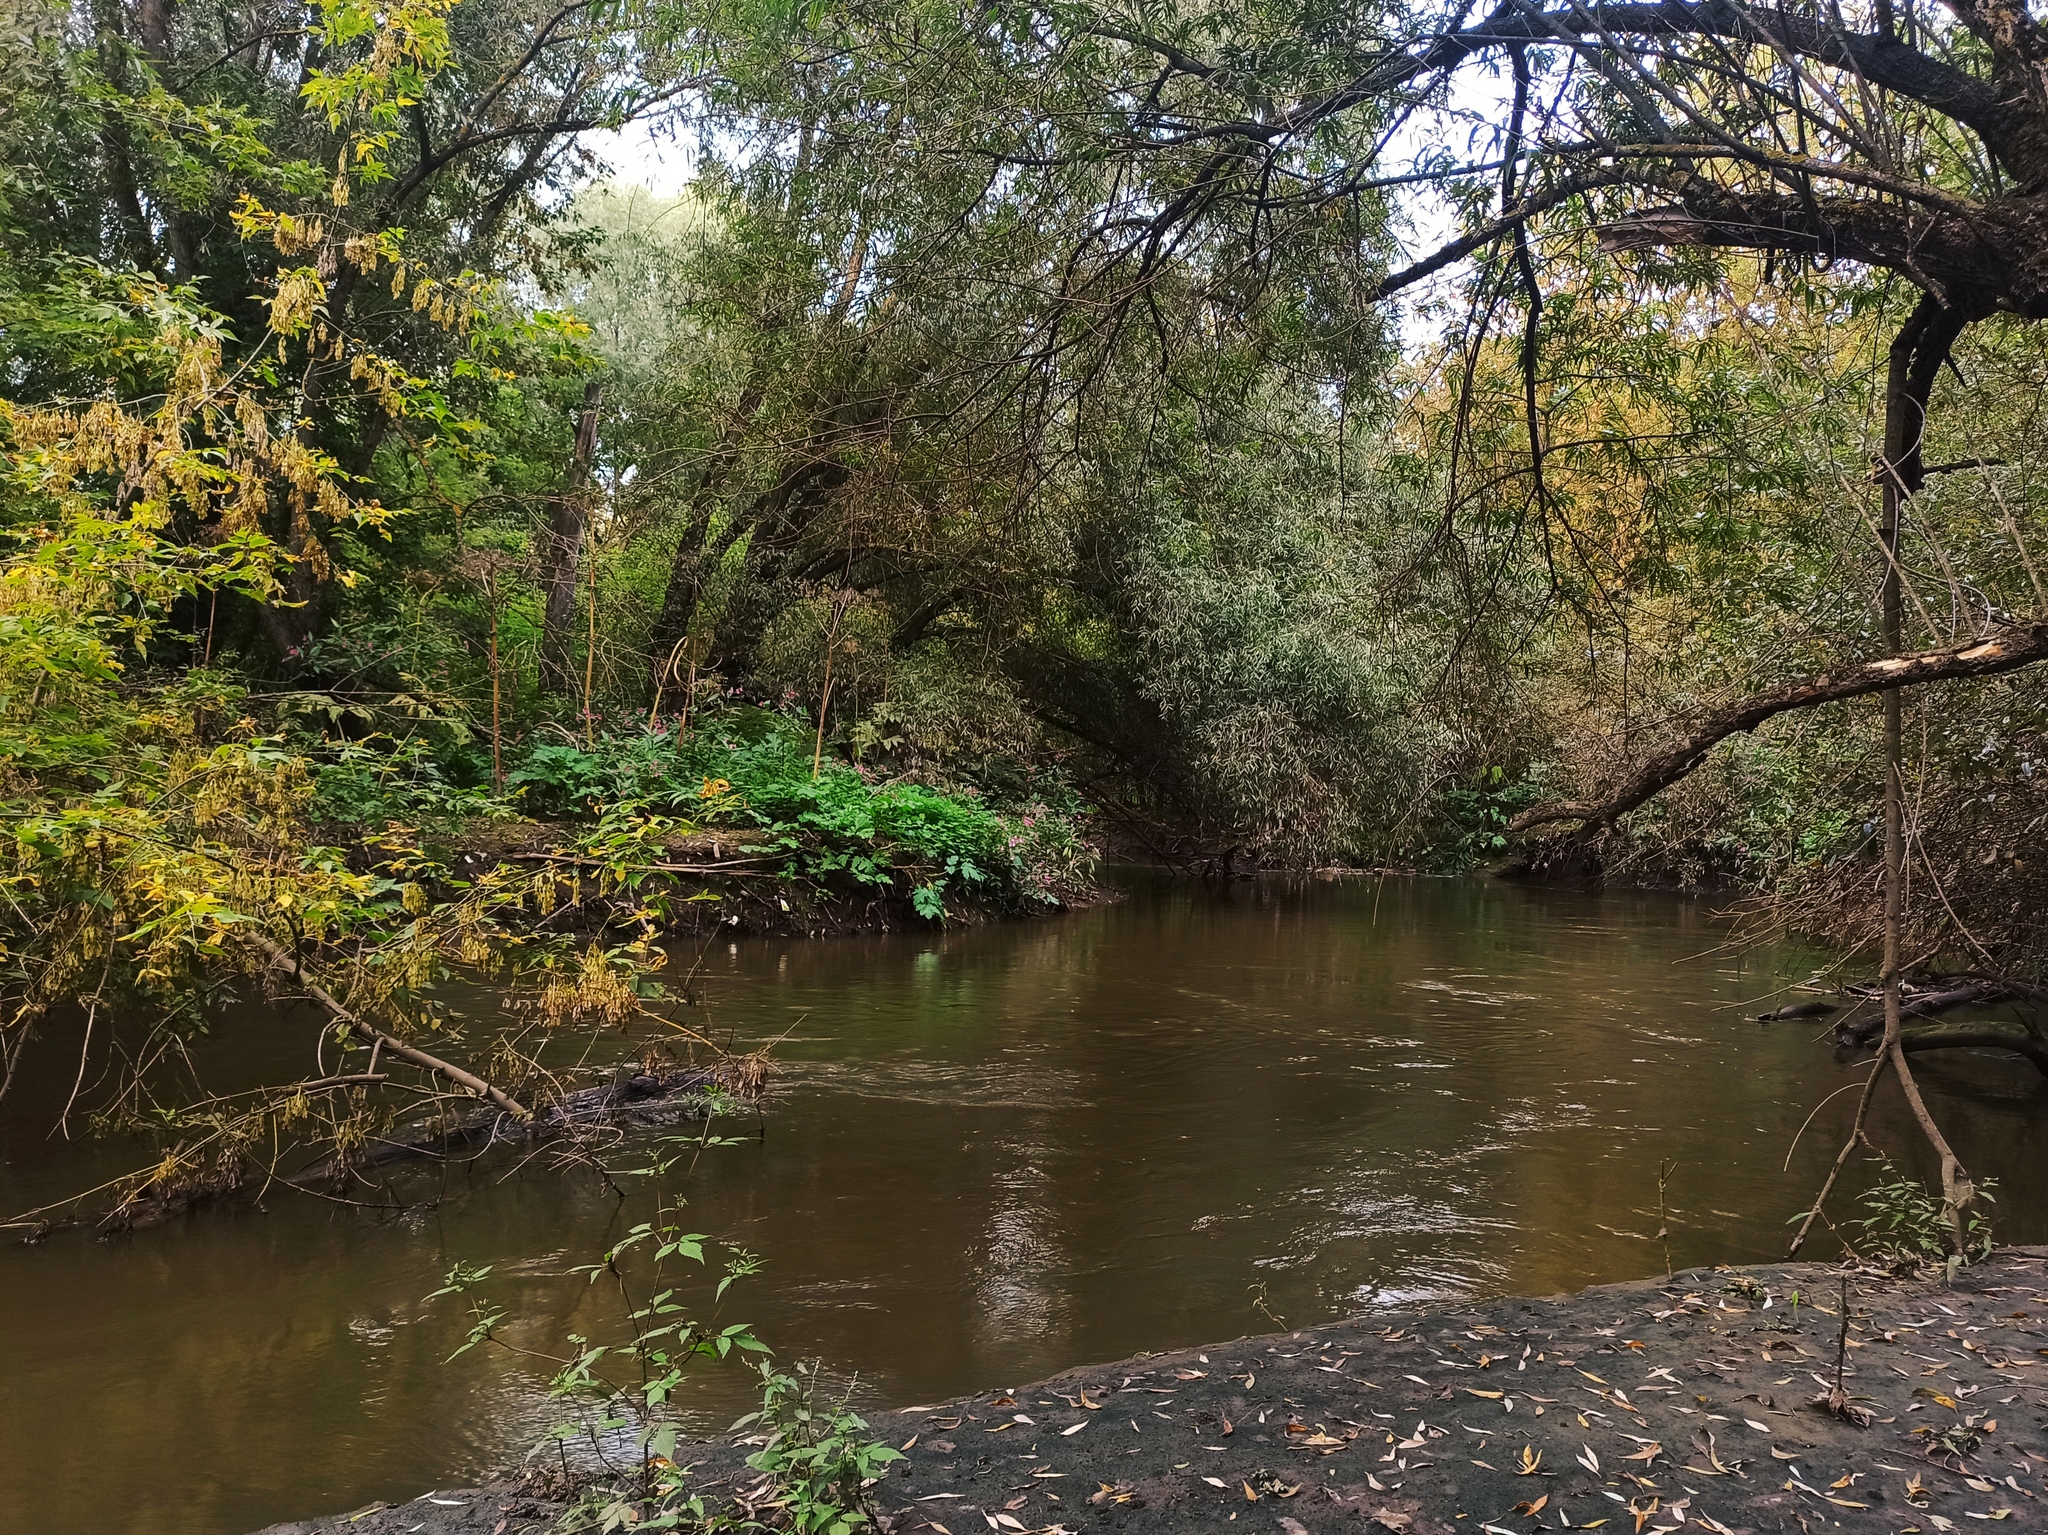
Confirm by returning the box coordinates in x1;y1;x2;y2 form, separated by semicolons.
2;873;2043;1534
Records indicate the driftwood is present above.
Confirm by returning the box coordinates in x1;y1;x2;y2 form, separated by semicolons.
102;1061;756;1230
1757;1000;1838;1021
505;851;774;875
251;933;531;1119
1509;624;2048;836
292;1064;741;1184
1832;979;2012;1044
1819;976;2048;1076
1896;1020;2048;1076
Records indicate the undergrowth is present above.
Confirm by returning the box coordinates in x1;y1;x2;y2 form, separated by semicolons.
308;707;1098;917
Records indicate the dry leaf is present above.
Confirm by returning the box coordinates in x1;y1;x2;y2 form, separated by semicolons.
1518;1446;1544;1476
1514;1495;1550;1516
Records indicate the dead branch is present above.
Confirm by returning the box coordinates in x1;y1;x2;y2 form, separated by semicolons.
249;934;530;1119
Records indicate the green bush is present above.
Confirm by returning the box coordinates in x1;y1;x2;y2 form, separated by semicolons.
317;708;1097;915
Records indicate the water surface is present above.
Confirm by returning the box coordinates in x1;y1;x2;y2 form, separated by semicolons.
2;873;2042;1533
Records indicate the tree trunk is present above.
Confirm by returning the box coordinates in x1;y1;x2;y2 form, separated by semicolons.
540;380;602;690
1506;622;2048;834
1875;296;1975;1255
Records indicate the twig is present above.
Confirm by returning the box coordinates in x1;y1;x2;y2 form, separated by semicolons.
1788;1054;1889;1257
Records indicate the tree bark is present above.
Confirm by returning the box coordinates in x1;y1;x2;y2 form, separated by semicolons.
540;380;602;690
251;935;529;1120
1898;1021;2048;1075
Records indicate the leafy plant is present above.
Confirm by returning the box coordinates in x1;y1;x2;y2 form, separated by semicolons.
735;1363;904;1535
1422;766;1547;874
429;1134;899;1534
1849;1158;1998;1266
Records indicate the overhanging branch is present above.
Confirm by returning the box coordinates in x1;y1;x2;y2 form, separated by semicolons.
1509;621;2048;834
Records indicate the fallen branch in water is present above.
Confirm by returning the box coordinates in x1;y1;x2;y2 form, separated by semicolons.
1833;978;2015;1043
505;851;773;875
249;934;530;1120
289;1063;749;1184
1895;1019;2048;1075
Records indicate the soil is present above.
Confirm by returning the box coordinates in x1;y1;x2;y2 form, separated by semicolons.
254;1248;2048;1535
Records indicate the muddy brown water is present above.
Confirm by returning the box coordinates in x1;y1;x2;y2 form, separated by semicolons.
2;873;2043;1534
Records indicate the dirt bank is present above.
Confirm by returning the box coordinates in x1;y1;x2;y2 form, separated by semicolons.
257;1249;2048;1535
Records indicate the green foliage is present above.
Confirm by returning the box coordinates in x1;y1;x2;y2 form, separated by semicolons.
430;1134;898;1535
493;712;1097;915
1849;1159;1998;1266
1422;767;1548;874
736;1365;904;1535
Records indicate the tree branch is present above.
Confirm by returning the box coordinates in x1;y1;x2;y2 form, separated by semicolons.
249;935;529;1119
1509;621;2048;833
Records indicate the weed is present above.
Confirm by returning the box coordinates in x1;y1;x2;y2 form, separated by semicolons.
1849;1157;1997;1266
734;1362;904;1534
429;1129;898;1533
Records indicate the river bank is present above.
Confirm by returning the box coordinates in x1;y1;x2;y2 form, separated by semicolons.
257;1249;2048;1535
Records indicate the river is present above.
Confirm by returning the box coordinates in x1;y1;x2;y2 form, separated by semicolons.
2;873;2042;1533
